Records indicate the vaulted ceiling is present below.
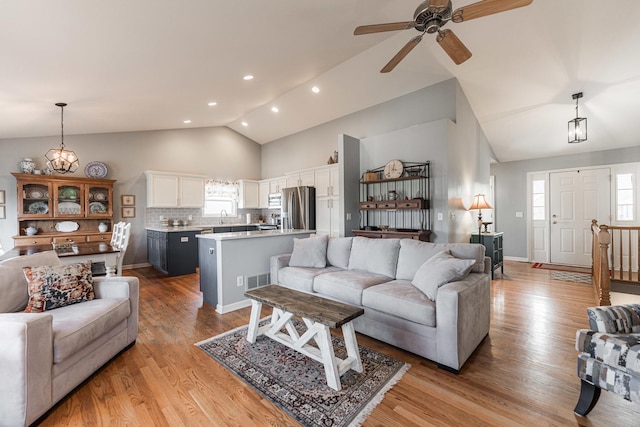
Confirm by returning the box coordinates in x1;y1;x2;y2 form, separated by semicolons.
1;0;639;162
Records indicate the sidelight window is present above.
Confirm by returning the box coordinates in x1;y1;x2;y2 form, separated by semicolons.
532;179;545;220
616;173;634;221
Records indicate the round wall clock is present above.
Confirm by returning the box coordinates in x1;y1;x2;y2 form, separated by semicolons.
383;159;404;179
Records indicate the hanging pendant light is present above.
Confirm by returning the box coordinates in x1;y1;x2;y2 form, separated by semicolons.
45;102;79;174
568;92;587;144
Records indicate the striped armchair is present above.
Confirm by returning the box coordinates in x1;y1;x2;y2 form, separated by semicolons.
574;304;640;416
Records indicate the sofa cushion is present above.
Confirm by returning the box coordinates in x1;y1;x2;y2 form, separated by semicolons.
362;280;436;327
313;270;391;306
348;237;400;278
0;251;61;313
411;250;476;301
289;234;328;268
23;261;95;313
278;266;342;293
396;240;486;280
50;297;131;364
327;237;353;269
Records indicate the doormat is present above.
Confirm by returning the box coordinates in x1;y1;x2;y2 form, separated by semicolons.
532;262;592;274
196;319;409;427
550;271;592;284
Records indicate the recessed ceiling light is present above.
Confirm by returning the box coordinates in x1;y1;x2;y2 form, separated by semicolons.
241;121;248;127
183;120;192;124
311;86;320;93
207;102;217;106
271;106;279;113
243;75;254;81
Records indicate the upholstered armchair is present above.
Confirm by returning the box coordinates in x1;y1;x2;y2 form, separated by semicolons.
574;304;640;416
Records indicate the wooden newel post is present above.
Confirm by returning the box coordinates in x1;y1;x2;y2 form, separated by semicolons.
597;224;611;306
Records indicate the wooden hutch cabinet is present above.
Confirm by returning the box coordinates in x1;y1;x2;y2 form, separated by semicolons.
12;173;115;247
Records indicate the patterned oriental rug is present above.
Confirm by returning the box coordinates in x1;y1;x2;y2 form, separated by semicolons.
196;319;409;427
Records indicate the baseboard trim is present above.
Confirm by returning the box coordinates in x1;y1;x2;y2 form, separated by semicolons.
504;256;528;262
216;299;252;314
123;262;151;270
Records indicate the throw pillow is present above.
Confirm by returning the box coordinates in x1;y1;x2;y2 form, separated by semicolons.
348;237;400;278
289;234;328;268
0;251;62;313
23;261;95;313
327;237;353;269
411;250;476;301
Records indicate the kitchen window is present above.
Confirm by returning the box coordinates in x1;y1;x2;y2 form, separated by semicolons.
203;179;238;217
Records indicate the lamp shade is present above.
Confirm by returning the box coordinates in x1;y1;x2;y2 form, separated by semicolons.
469;194;492;211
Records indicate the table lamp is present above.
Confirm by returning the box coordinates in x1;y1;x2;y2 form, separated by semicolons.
469;194;493;234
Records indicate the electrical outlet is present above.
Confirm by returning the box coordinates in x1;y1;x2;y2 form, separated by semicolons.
450;212;456;221
159;215;164;221
346;212;352;221
188;215;193;220
236;276;244;287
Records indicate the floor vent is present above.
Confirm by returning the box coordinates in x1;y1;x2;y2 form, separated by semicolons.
246;273;271;289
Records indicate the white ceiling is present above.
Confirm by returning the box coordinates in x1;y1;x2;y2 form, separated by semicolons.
2;0;640;162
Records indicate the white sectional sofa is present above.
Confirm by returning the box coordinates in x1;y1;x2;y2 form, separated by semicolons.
0;251;139;426
270;236;491;372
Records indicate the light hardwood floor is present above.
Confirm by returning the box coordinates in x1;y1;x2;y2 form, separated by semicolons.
39;261;640;426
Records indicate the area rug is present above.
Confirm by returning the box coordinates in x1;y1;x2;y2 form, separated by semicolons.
196;318;410;427
532;262;592;274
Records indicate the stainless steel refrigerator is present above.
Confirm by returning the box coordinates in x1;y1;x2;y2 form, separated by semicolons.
281;186;315;230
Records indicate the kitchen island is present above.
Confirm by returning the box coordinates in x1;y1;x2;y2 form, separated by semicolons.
197;229;314;313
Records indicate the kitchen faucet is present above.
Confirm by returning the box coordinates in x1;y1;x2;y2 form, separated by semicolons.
220;209;227;224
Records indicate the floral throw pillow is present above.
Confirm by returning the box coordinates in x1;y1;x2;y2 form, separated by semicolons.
23;261;95;313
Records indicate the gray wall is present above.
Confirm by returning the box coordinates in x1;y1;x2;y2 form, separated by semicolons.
491;146;640;258
0;126;261;265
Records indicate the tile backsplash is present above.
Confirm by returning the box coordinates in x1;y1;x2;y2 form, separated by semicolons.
145;207;280;227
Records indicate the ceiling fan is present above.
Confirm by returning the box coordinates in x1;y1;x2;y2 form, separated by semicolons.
354;0;533;72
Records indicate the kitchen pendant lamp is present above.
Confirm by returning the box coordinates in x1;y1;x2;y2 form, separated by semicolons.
45;102;79;174
568;92;587;144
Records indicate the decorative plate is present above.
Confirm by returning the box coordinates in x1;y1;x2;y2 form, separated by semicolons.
60;187;78;199
93;192;107;201
85;161;108;179
58;201;82;214
55;221;79;232
27;201;48;214
89;201;107;213
27;189;44;199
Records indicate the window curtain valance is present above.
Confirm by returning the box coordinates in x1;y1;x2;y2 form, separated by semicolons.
204;179;238;200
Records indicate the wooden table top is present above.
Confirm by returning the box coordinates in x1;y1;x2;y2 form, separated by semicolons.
245;285;364;329
0;242;119;262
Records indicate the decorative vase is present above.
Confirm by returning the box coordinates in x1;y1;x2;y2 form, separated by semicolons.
98;222;108;233
332;151;338;163
19;158;36;174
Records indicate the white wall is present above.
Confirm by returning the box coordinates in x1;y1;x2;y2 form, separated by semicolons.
0;126;261;265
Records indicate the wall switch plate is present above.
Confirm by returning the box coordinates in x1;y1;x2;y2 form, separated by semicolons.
237;276;243;287
516;211;524;218
437;212;443;221
160;215;164;221
450;212;456;221
346;212;352;221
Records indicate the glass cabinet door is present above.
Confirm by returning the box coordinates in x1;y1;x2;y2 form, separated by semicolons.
55;183;84;217
20;182;52;217
87;185;113;217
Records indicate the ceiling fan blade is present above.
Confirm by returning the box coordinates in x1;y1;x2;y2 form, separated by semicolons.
452;0;533;23
436;29;472;65
354;21;415;35
428;0;450;9
380;35;423;73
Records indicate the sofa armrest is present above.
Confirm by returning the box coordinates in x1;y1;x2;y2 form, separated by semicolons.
93;276;139;344
483;257;492;274
270;254;291;285
435;273;491;371
0;313;53;426
586;304;640;333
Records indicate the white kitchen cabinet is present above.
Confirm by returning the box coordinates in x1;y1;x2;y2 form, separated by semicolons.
286;169;315;188
269;177;287;194
315;164;339;197
315;197;340;237
238;179;260;209
258;180;271;208
145;171;205;208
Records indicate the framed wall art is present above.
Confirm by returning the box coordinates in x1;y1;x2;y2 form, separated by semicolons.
0;190;5;204
121;195;135;206
0;206;5;220
122;207;136;218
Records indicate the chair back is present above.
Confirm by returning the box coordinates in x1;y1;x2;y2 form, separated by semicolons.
111;222;131;275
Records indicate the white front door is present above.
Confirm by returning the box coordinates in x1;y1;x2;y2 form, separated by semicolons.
549;168;610;266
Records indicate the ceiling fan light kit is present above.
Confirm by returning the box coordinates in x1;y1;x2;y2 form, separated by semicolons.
353;0;533;72
568;92;587;144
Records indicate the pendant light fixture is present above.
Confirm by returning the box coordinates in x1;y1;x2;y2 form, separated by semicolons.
568;92;587;144
45;102;79;174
